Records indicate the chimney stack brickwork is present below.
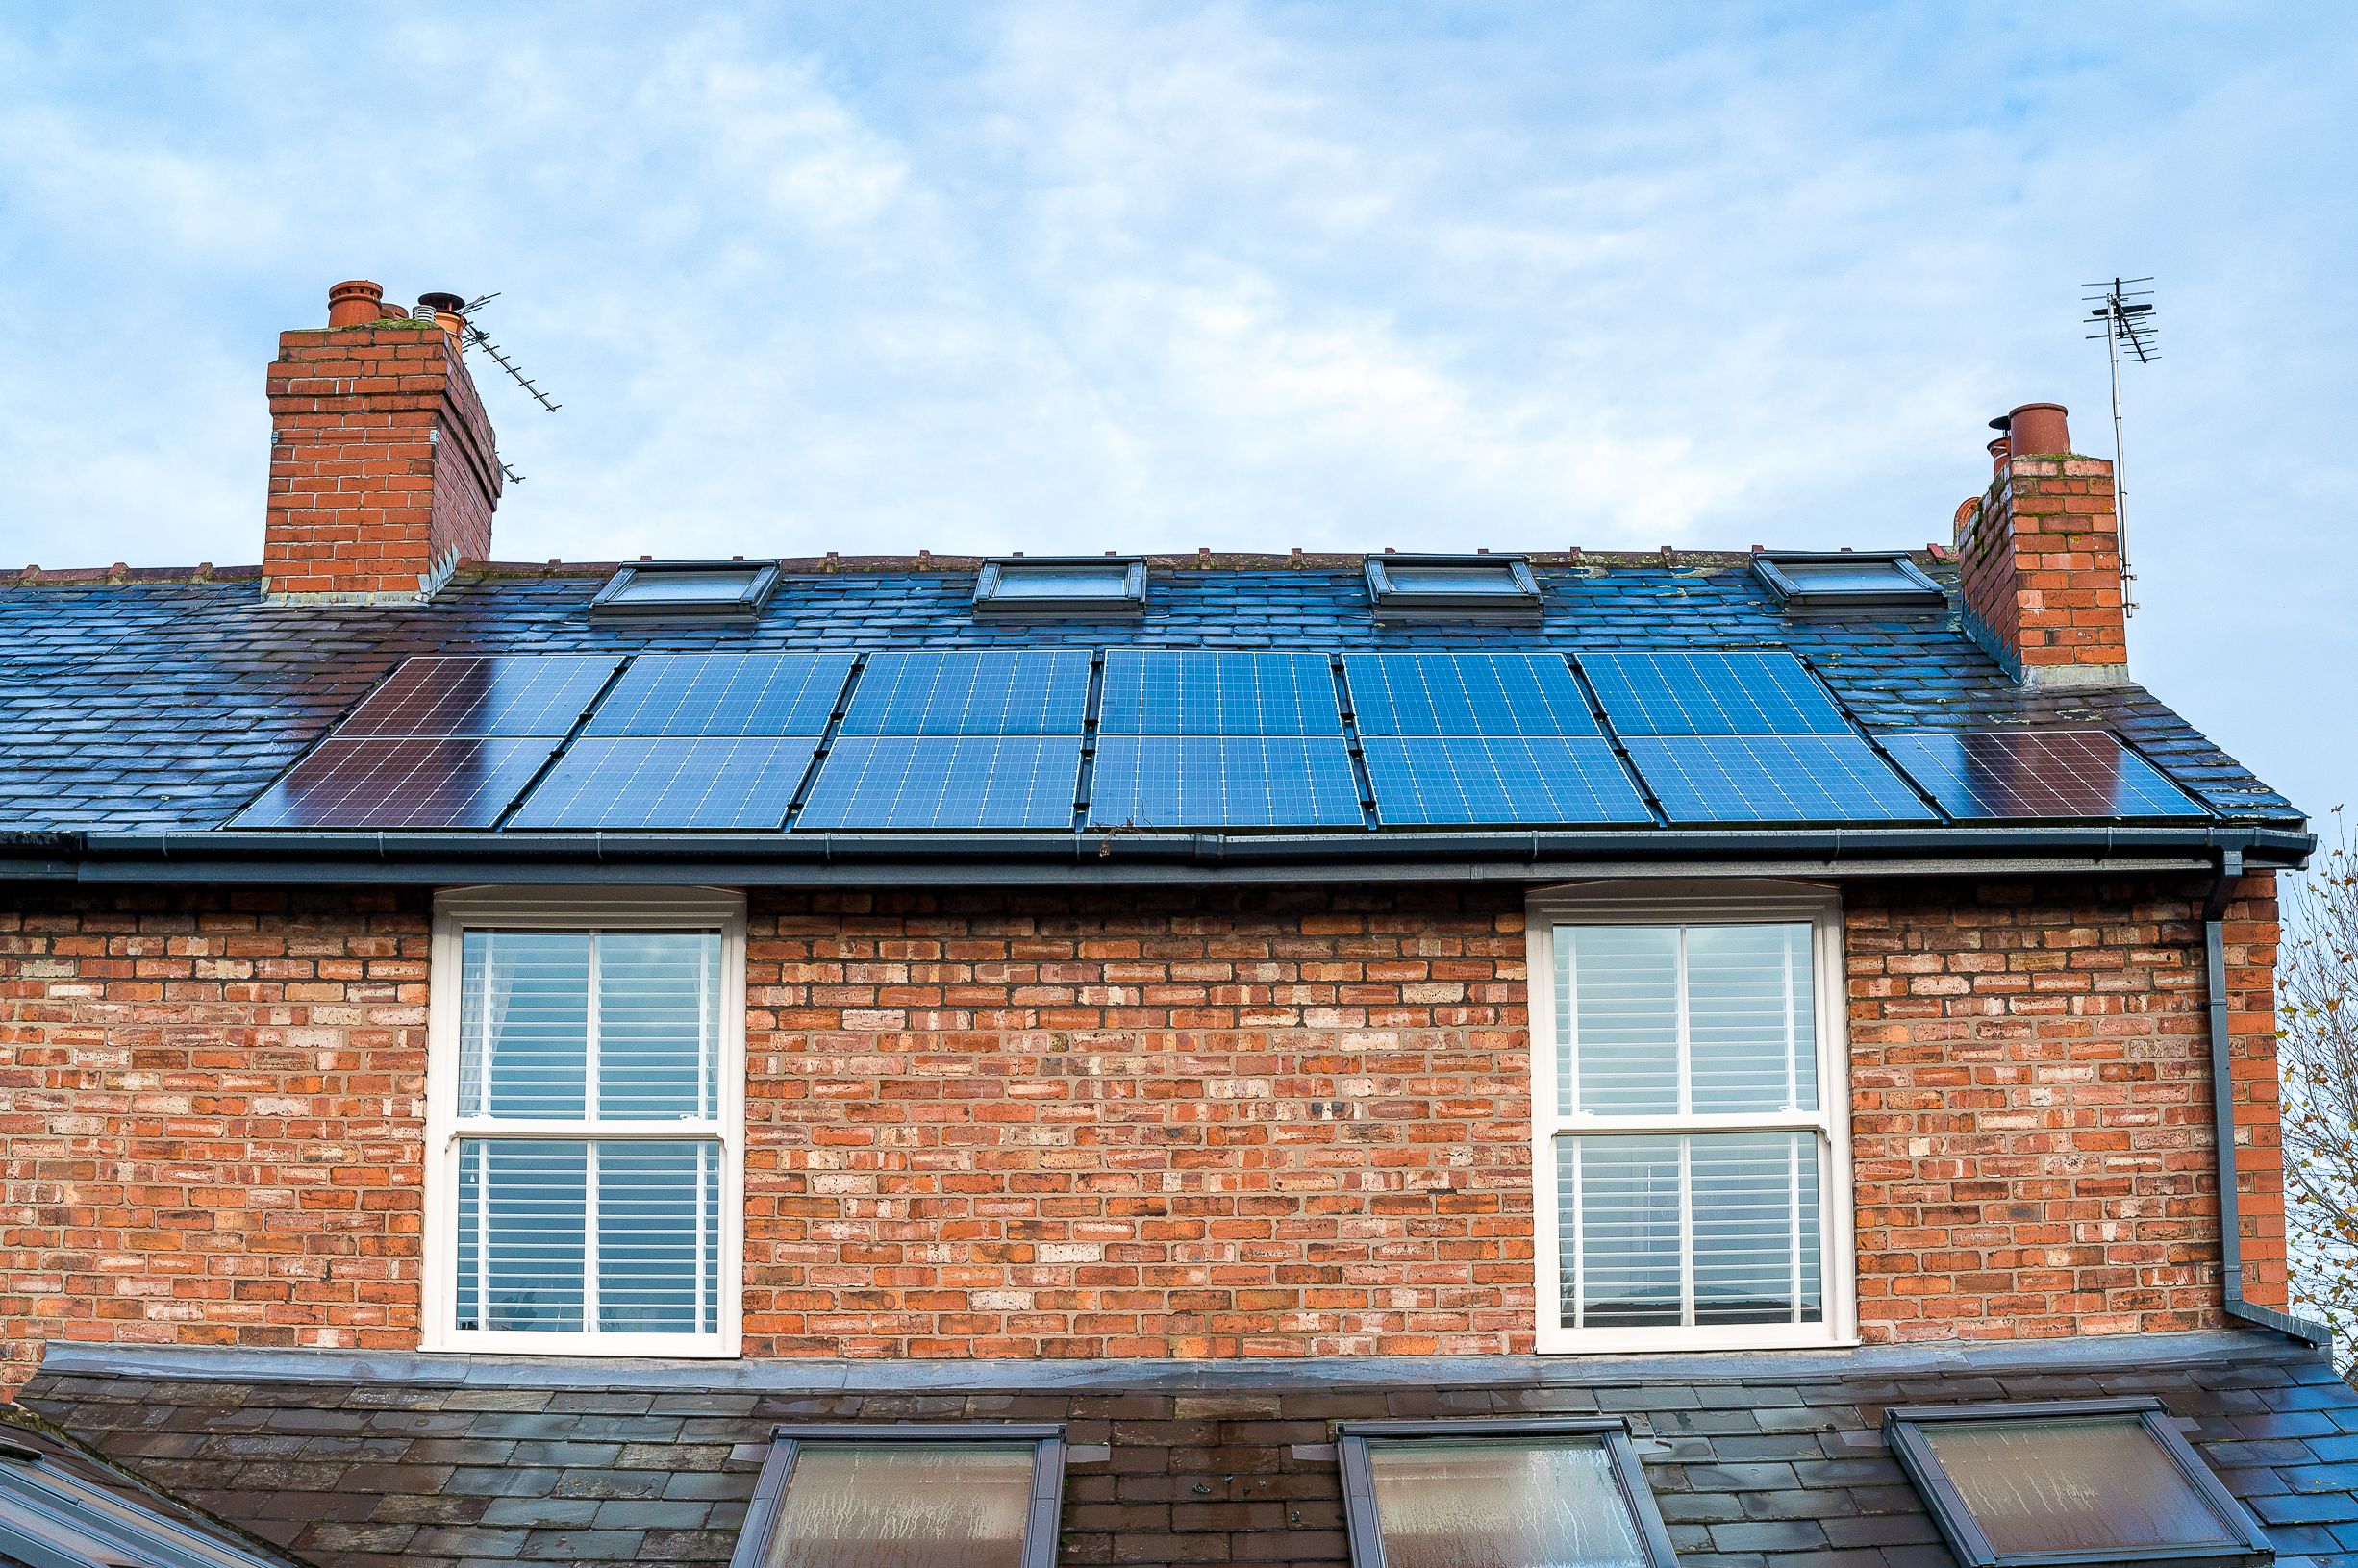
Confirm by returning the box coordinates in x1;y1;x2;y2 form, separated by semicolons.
1954;403;2131;687
261;282;502;601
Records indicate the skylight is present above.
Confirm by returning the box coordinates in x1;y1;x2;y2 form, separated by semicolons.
589;560;781;620
1754;551;1944;614
1336;1419;1677;1568
1883;1399;2272;1568
1364;554;1543;618
0;1419;303;1567
733;1423;1067;1568
971;556;1145;614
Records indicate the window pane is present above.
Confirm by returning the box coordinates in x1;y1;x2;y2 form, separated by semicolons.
457;1139;587;1332
991;566;1131;599
614;569;760;603
1919;1416;2240;1556
760;1443;1037;1568
455;1138;721;1336
1385;564;1527;595
461;931;590;1118
1364;1437;1650;1568
1687;924;1815;1112
1560;927;1680;1115
597;932;721;1119
1564;1135;1681;1328
1693;1132;1819;1325
597;1141;722;1334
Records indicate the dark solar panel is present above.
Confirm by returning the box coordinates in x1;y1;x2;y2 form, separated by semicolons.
508;737;818;829
1624;735;1936;823
1099;651;1343;735
1880;731;2205;820
838;650;1091;735
797;736;1083;829
1581;651;1851;736
583;654;853;737
1342;653;1601;737
1363;736;1653;826
1089;736;1364;828
336;656;621;737
230;737;560;829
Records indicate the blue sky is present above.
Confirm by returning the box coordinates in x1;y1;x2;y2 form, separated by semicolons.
0;4;2351;819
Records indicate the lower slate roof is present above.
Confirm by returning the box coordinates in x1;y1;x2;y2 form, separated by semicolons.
22;1332;2358;1568
0;554;2301;838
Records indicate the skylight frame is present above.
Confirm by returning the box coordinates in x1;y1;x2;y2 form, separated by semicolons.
1334;1416;1679;1568
588;560;782;621
727;1422;1069;1568
1363;553;1543;619
1882;1398;2273;1568
1753;551;1945;615
971;556;1148;615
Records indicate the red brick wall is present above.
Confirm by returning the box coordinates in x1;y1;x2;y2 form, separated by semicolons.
262;326;501;598
1956;456;2129;680
0;877;2285;1391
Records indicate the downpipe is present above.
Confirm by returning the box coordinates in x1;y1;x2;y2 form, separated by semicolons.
2204;847;2332;1349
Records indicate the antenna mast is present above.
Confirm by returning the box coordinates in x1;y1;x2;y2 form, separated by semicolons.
2083;276;2156;617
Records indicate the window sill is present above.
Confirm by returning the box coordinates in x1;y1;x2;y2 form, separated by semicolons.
1535;1326;1861;1356
423;1332;742;1359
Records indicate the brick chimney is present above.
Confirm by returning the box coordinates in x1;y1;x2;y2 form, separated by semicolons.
1951;401;2129;687
262;280;503;601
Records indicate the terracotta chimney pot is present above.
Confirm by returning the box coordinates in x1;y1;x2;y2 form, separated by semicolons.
325;279;385;328
1987;436;2011;473
2006;401;2070;457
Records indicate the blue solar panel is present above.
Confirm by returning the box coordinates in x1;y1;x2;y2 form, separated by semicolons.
584;654;852;737
231;737;559;829
1088;736;1364;828
1363;737;1653;826
337;656;620;736
1581;651;1852;736
1624;735;1936;823
797;736;1082;828
1880;731;2206;820
1098;651;1343;735
839;651;1091;735
509;737;818;829
1343;653;1601;737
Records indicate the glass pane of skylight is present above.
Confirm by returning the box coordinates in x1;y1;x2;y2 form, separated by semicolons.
1776;559;1922;594
761;1443;1037;1568
1364;1436;1651;1568
1385;563;1526;594
991;565;1131;598
1919;1415;2242;1557
612;568;760;603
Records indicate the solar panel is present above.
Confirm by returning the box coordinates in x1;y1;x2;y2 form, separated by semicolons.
583;654;852;737
1879;731;2206;820
838;650;1091;735
1624;735;1937;824
1089;736;1365;828
1098;651;1343;735
1363;737;1653;826
1580;651;1851;736
508;737;819;830
1342;653;1601;737
336;656;620;736
797;736;1082;829
230;737;560;829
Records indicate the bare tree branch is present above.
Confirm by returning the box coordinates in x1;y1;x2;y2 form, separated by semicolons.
2281;807;2358;1372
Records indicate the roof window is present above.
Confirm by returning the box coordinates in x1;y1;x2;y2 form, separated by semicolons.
1884;1398;2272;1568
971;556;1146;615
1364;553;1543;618
1754;551;1944;614
589;560;780;620
735;1423;1067;1568
1336;1418;1677;1568
0;1417;305;1566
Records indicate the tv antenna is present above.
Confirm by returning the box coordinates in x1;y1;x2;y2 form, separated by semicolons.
421;291;562;413
2083;276;2156;616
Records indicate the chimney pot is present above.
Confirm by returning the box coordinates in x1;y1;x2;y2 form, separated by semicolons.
326;279;385;328
1987;436;2011;473
2006;401;2070;457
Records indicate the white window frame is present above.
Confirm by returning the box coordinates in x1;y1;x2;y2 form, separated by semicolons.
423;884;746;1357
1527;878;1856;1355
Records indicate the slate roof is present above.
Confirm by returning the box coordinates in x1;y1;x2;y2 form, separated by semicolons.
22;1332;2358;1568
0;552;2300;838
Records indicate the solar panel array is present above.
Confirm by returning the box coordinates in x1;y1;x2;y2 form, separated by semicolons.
1344;653;1652;827
1090;651;1362;827
230;648;2211;836
1586;651;1933;825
